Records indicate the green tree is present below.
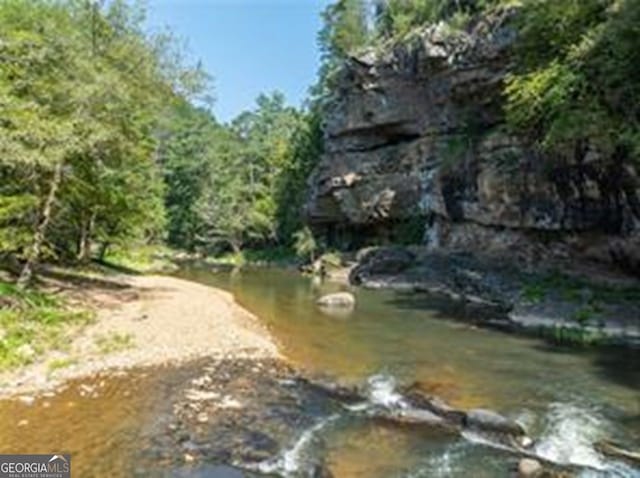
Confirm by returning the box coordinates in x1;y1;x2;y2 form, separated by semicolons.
0;0;86;283
0;0;206;281
373;0;446;38
293;226;318;262
505;0;640;171
195;127;252;253
319;0;370;60
193;92;316;253
275;110;324;242
158;101;219;251
315;0;371;101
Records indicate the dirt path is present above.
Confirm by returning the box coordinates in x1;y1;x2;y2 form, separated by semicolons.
0;274;279;396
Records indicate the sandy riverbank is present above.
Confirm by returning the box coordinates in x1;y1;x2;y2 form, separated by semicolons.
0;274;280;397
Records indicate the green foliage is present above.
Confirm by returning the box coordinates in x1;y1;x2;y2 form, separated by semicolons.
398;216;426;245
319;250;343;268
374;0;448;39
207;246;296;267
314;0;489;104
572;305;597;326
0;0;205;272
438;108;487;172
440;135;470;170
448;9;472;30
275;111;325;241
505;0;640;169
316;0;640;223
523;270;640;306
103;243;176;273
546;324;605;347
4;0;636;282
293;226;319;262
521;282;546;303
373;0;499;40
194;92;318;254
243;247;297;265
0;280;93;370
47;356;77;373
319;0;370;61
159;101;220;250
0;280;58;308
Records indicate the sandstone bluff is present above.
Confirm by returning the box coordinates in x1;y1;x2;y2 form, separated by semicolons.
305;9;640;274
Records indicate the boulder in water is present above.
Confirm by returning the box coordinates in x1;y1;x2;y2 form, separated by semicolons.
517;458;542;477
464;408;526;436
401;386;466;425
374;407;448;428
316;292;355;308
516;435;534;448
296;376;363;404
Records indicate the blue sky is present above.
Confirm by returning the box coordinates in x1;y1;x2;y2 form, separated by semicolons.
146;0;331;122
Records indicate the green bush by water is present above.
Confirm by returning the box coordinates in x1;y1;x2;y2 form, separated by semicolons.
521;270;640;305
103;244;177;273
0;281;93;370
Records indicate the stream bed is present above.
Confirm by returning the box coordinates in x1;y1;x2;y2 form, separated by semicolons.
0;267;638;477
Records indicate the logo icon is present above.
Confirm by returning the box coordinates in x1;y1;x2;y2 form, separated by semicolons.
0;454;71;477
49;456;68;464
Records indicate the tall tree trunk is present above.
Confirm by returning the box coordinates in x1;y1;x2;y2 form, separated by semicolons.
77;210;96;263
229;237;242;255
18;162;63;288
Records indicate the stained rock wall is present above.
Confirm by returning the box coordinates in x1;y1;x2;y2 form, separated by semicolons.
305;10;640;272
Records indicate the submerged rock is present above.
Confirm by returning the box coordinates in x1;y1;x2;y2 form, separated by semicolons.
373;407;448;428
464;408;526;437
296;377;363;404
171;464;246;478
316;292;356;308
594;440;640;467
148;358;334;474
401;385;466;425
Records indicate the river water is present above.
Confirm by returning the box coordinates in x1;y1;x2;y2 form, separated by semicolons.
0;267;638;477
179;267;639;477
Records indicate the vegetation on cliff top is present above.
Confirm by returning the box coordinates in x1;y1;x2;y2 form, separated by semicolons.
320;0;640;176
505;0;640;173
1;0;639;284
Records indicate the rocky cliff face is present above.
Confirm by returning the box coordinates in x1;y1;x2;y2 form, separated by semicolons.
305;9;640;273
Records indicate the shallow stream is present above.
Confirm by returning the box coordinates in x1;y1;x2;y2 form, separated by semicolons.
180;267;639;477
0;267;637;477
